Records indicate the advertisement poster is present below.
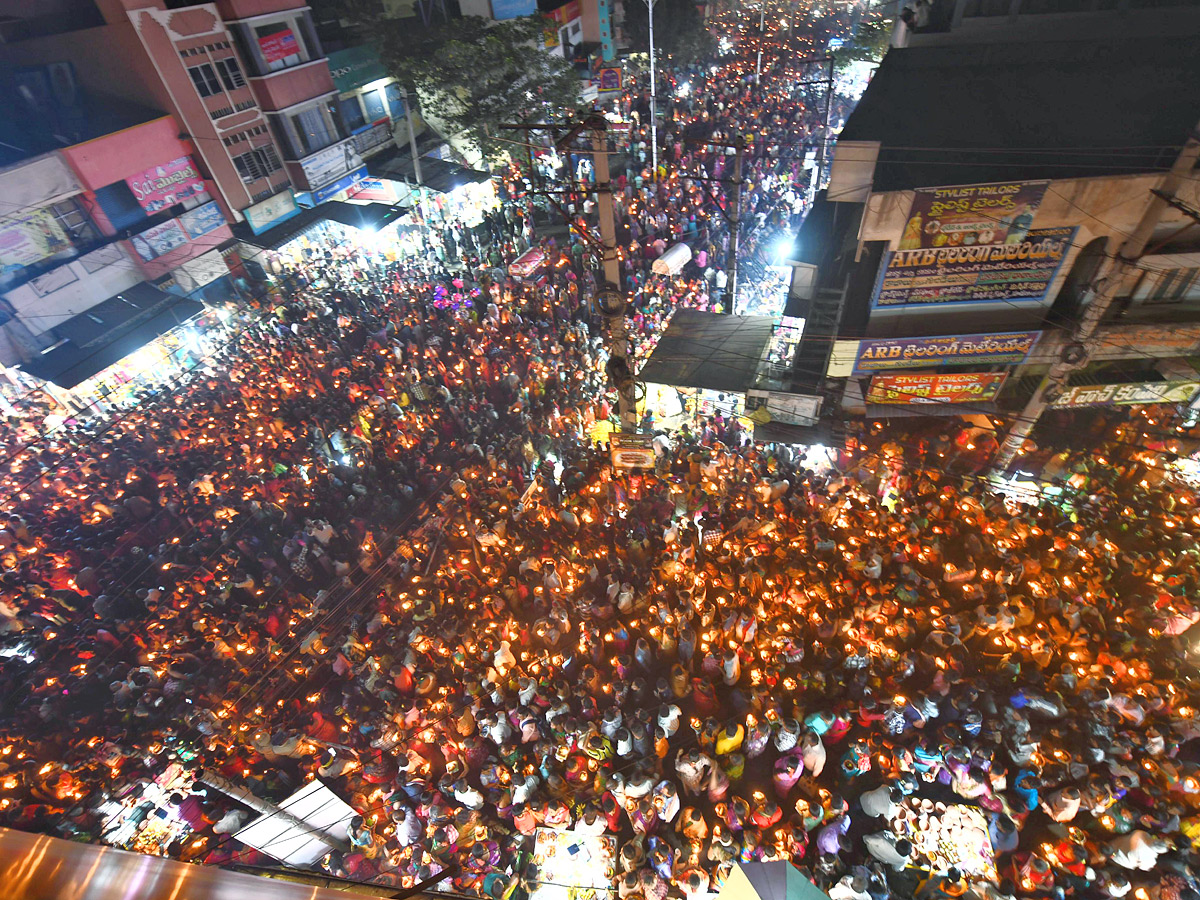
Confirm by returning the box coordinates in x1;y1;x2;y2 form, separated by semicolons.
178;201;225;239
0;208;71;274
299;141;363;192
866;372;1008;405
130;219;188;261
490;0;537;18
126;156;206;214
1052;380;1200;409
258;29;299;64
347;177;397;203
596;67;621;92
898;180;1049;250
873;226;1075;308
853;331;1041;374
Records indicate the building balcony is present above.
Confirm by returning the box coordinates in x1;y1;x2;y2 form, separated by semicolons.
247;60;336;112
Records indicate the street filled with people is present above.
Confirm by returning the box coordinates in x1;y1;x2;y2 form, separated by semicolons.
4;3;1200;900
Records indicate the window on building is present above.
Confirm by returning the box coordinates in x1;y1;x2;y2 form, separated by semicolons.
291;104;336;156
340;95;366;132
363;89;386;122
231;145;283;184
385;83;405;118
50;199;100;245
188;63;222;98
215;57;245;91
1146;267;1200;304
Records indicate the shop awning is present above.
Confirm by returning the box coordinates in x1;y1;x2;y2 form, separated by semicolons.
233;201;411;250
865;402;998;419
365;145;491;194
20;282;204;389
638;309;776;395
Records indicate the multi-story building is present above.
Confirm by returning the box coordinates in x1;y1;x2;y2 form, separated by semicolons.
0;0;377;403
784;6;1200;446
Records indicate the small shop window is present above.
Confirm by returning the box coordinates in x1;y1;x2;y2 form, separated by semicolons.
340;95;366;132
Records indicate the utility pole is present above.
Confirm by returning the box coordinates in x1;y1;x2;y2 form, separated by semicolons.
755;2;766;84
724;136;745;315
405;89;428;239
500;117;637;431
589;117;639;430
994;120;1200;470
641;0;659;182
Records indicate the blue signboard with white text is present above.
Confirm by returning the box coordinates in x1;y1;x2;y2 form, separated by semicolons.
491;0;537;18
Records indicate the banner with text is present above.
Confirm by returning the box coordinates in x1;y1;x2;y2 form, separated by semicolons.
0;208;71;275
866;372;1008;405
899;180;1049;250
1051;380;1200;409
259;29;299;64
126;156;206;214
872;226;1075;308
853;331;1041;374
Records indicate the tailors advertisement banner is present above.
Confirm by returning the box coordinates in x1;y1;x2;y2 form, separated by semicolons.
853;331;1041;374
872;227;1076;308
866;372;1008;405
1051;380;1200;409
898;180;1048;250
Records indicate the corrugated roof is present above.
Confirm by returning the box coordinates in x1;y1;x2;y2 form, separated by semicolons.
638;310;776;394
839;35;1200;192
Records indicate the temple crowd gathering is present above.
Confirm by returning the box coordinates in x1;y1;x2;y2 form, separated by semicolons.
4;3;1200;900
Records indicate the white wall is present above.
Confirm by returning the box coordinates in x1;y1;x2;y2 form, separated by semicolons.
4;244;143;337
0;152;82;212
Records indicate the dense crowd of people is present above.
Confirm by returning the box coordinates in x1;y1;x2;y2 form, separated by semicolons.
4;4;1200;900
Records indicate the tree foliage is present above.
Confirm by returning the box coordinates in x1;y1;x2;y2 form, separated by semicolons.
621;0;714;65
373;15;583;162
831;15;892;73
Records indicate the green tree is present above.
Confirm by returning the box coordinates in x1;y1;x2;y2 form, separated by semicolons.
621;0;714;65
831;15;893;73
374;15;583;162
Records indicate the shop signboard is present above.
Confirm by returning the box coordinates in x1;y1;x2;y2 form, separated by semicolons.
853;331;1041;374
746;389;821;425
130;219;188;261
299;141;364;193
611;432;655;469
178;201;225;239
1051;380;1200;409
871;226;1075;308
0;208;71;275
311;166;367;204
348;177;397;203
245;190;299;235
126;156;206;214
328;46;387;93
491;0;537;18
866;371;1007;405
258;29;299;64
898;180;1049;251
595;67;621;92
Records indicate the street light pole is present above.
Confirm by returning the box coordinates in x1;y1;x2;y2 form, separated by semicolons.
755;3;766;83
641;0;659;182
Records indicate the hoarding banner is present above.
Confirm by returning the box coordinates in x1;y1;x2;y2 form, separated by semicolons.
1051;380;1200;409
853;331;1041;374
244;190;298;235
490;0;537;18
0;208;71;275
866;372;1007;405
611;433;655;469
872;226;1076;308
126;156;206;214
259;29;299;64
130;219;188;261
178;201;225;239
899;180;1049;251
595;67;621;92
299;141;364;192
347;177;397;203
